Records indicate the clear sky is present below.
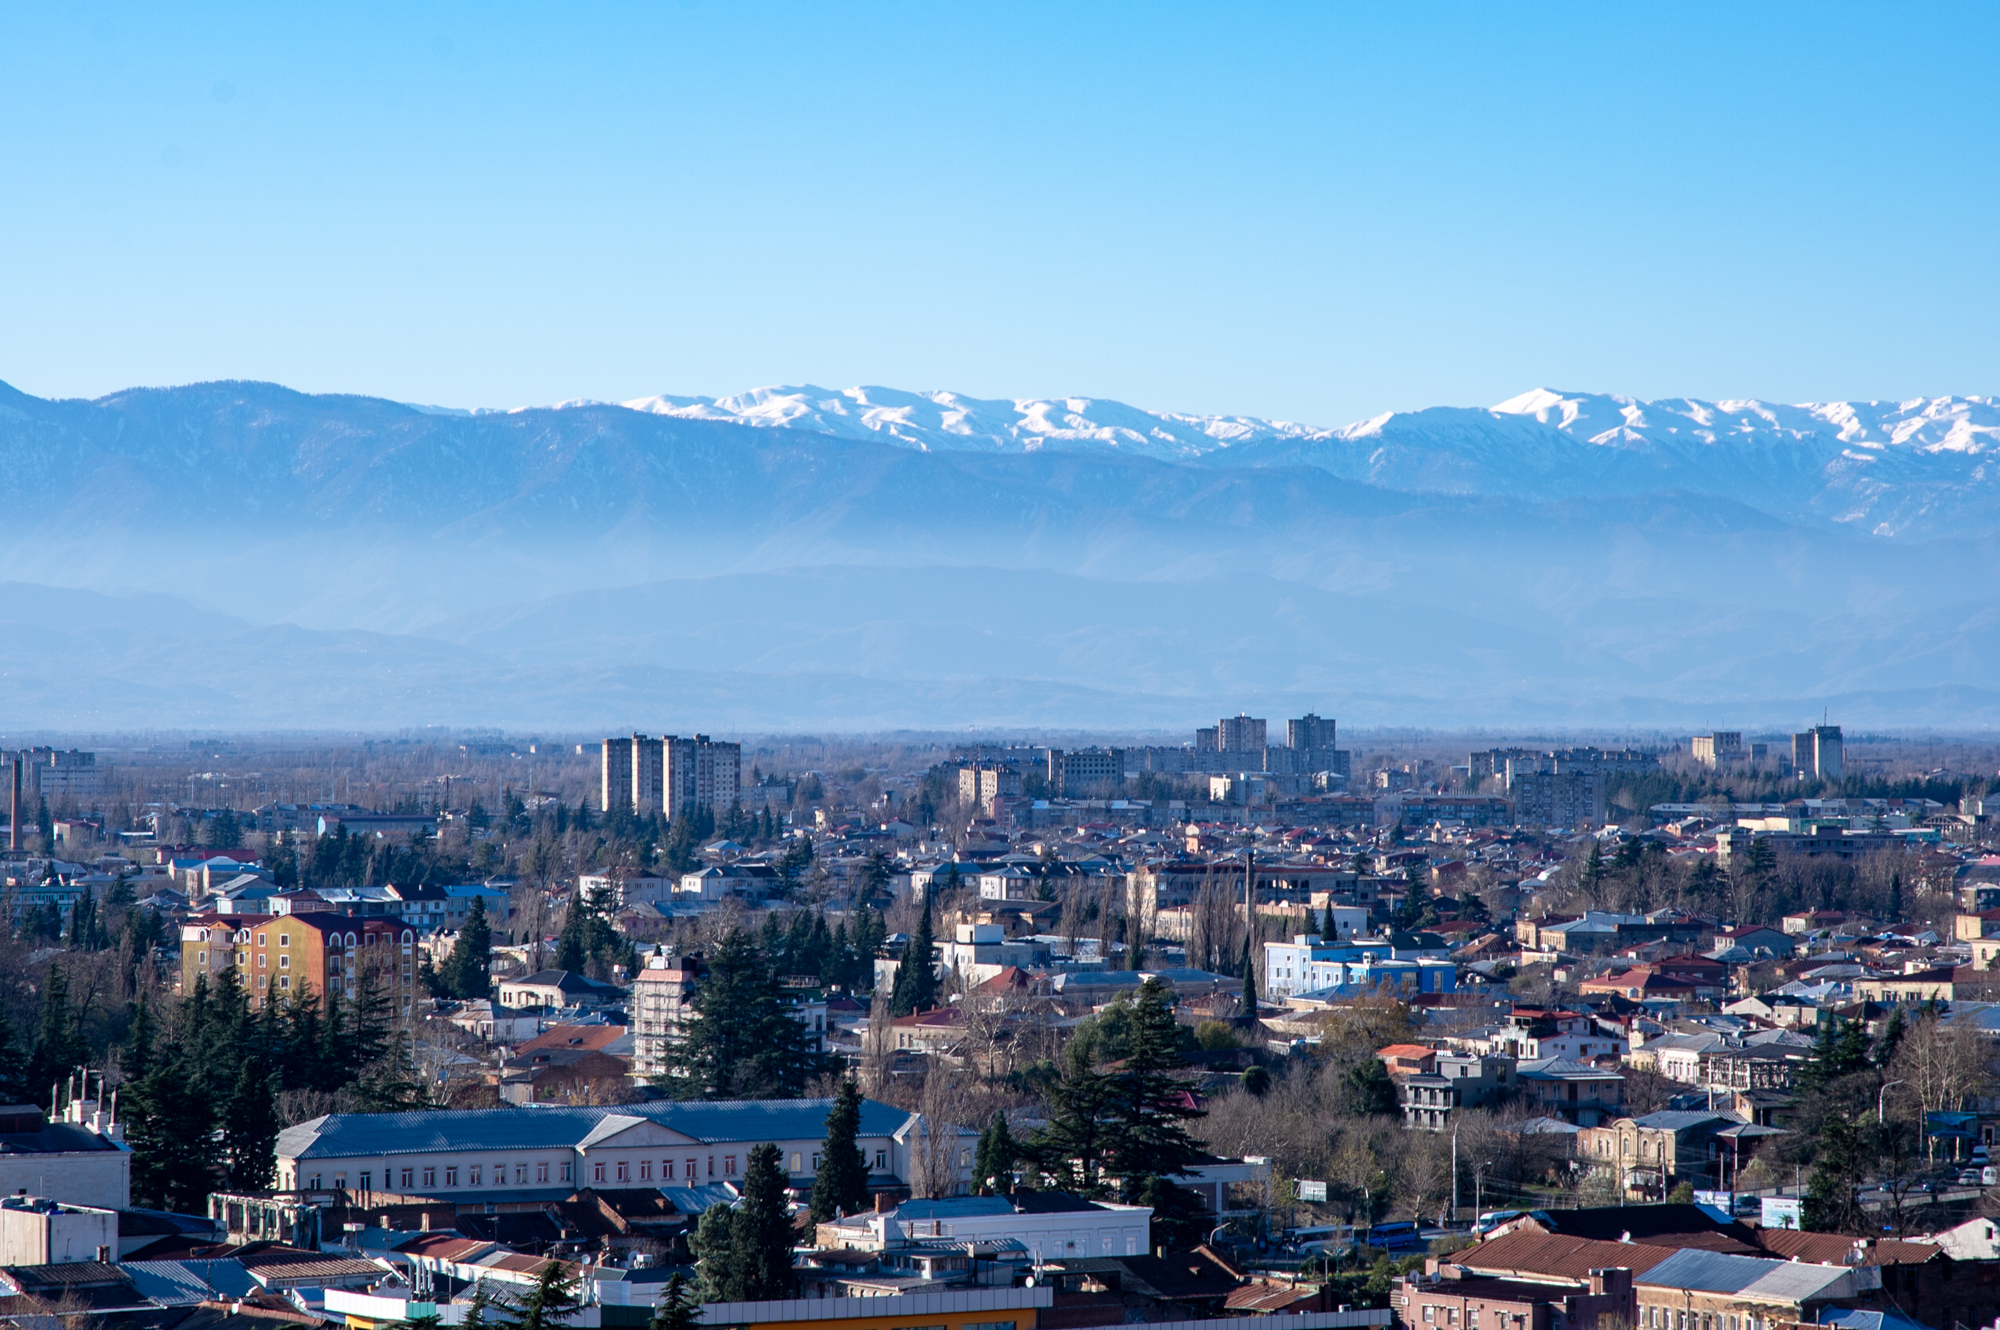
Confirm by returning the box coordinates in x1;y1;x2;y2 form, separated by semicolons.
2;3;1995;425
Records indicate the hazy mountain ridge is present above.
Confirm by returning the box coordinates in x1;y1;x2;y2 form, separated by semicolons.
1;377;1997;729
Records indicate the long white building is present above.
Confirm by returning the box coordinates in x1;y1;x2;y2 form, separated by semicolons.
275;1098;971;1200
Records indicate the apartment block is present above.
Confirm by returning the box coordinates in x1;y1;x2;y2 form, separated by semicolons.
600;733;743;817
1508;769;1606;828
957;763;1022;815
1793;724;1844;781
1286;712;1336;753
1690;732;1743;767
1046;747;1122;796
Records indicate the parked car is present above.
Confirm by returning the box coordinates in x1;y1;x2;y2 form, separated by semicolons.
1983;1166;1999;1186
1957;1170;1981;1186
1473;1211;1522;1237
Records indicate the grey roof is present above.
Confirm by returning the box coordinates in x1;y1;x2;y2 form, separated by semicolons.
1638;1248;1853;1302
278;1096;916;1160
123;1259;262;1304
1629;1111;1732;1131
1824;1310;1939;1330
1516;1057;1623;1081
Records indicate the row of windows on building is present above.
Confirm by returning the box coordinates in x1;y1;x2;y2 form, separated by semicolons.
304;1147;898;1193
1642;1308;1773;1330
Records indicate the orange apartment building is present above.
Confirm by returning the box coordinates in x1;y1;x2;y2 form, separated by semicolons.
180;911;419;1013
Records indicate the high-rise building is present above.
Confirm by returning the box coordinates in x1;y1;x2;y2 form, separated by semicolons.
1793;725;1843;781
600;733;742;816
1216;714;1266;753
601;737;634;814
1286;714;1336;753
664;735;741;819
1506;769;1606;829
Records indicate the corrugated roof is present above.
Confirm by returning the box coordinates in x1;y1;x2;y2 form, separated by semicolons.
279;1096;917;1159
1753;1230;1938;1267
1637;1249;1852;1302
1456;1230;1679;1283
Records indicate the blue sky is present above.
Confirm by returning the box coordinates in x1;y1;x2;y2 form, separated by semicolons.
1;3;1995;424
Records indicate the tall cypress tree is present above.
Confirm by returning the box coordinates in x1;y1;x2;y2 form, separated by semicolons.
1239;936;1259;1018
810;1080;870;1222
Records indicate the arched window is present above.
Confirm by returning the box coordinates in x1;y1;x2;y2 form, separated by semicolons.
346;932;358;948
402;930;414;944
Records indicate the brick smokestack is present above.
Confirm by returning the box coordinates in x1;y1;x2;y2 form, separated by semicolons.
9;755;18;853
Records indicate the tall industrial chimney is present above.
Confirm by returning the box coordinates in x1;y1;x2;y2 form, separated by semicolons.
8;755;18;852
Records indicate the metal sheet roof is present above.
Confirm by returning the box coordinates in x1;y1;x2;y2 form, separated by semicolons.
279;1096;919;1160
1637;1249;1852;1303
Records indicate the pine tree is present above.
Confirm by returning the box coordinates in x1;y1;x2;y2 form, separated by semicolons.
661;930;832;1099
891;896;937;1017
692;1203;736;1301
725;1144;798;1300
649;1273;700;1330
26;964;85;1104
810;1079;870;1222
445;896;494;999
1802;1112;1869;1234
513;1259;581;1330
973;1110;1018;1193
223;1063;281;1189
128;1059;222;1211
554;901;588;974
0;1003;27;1106
1888;871;1905;922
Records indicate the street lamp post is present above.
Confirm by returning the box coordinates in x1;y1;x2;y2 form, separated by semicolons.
1879;1079;1907;1125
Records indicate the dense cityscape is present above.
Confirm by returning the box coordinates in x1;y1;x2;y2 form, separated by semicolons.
0;714;1994;1326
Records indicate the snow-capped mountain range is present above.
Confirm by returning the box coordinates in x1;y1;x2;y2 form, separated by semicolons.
1;375;1997;730
604;385;2000;536
617;383;1998;465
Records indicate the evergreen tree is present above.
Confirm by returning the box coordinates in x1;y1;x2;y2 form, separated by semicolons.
692;1203;736;1301
223;1062;281;1190
26;964;85;1103
660;930;833;1099
513;1260;581;1330
1888;871;1905;922
725;1143;799;1300
891;896;938;1017
1096;978;1206;1246
1239;936;1258;1017
1028;1056;1116;1195
444;896;494;999
1796;1016;1870;1095
973;1110;1018;1193
127;1059;222;1211
1339;1058;1400;1116
1802;1112;1869;1234
0;1003;27;1106
810;1079;870;1222
649;1273;700;1330
555;901;588;973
